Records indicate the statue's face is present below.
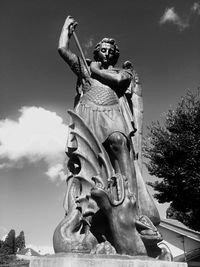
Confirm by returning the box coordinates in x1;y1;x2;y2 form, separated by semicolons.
98;43;115;67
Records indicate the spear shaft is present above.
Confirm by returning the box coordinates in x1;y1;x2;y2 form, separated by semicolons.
72;32;91;77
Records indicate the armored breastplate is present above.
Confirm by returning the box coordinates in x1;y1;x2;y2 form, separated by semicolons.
82;80;119;106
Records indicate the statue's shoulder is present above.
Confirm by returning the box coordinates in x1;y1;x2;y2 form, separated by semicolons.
112;65;133;77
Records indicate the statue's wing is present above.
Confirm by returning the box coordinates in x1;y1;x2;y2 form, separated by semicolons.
130;78;143;170
67;110;114;189
122;61;143;169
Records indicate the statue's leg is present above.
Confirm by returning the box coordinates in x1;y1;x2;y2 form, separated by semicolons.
104;131;137;195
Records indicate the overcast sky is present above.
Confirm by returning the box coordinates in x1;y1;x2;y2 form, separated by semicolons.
0;0;199;254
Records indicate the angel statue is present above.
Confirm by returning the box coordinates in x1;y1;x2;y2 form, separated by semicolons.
53;16;169;259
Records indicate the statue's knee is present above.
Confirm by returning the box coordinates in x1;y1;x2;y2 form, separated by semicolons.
107;132;127;152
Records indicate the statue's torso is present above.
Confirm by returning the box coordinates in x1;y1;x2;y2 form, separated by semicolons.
81;78;119;106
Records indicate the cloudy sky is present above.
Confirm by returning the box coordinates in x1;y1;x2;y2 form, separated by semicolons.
1;0;199;254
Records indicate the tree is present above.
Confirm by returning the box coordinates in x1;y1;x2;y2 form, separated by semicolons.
1;230;16;255
15;231;25;252
143;90;200;231
0;240;4;252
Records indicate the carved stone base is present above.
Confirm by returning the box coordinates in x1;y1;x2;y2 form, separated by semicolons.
29;253;187;267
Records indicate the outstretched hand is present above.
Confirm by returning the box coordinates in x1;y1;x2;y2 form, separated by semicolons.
63;15;78;37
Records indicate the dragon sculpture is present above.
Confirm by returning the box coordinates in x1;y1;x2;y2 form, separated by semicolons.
53;110;165;258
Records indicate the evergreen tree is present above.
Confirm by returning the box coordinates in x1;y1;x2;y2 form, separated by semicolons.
144;90;200;231
0;240;4;254
1;230;16;255
15;231;25;252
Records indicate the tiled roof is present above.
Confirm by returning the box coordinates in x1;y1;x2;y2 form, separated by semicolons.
17;248;40;256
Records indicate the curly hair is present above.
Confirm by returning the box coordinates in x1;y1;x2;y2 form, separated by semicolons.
93;38;120;66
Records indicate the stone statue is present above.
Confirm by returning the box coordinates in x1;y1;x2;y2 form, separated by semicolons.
53;16;167;259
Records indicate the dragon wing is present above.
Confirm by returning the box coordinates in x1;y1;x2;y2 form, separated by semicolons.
67;110;114;189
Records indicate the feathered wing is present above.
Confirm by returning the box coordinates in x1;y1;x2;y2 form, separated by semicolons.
122;62;160;224
130;78;143;170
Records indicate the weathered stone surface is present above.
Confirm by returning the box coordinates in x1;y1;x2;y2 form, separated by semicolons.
29;254;187;267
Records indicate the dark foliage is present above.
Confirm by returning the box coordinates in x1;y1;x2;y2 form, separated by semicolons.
15;231;25;253
0;254;16;265
143;90;200;231
0;230;16;255
0;230;26;256
0;254;29;266
0;240;4;249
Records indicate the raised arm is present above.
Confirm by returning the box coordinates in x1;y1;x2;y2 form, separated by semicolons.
58;16;88;78
90;62;132;89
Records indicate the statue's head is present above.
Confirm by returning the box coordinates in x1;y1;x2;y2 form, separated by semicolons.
93;38;120;67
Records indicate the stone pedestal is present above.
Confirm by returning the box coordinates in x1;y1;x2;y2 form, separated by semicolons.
29;253;187;267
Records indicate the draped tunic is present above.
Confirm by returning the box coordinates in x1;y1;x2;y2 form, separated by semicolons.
64;52;136;143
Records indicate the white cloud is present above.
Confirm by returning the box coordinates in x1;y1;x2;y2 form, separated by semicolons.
160;7;189;31
160;2;200;31
45;163;66;181
0;106;68;182
192;2;200;15
160;7;179;23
